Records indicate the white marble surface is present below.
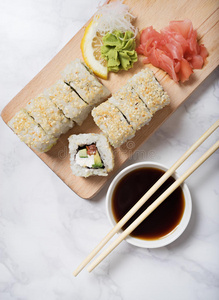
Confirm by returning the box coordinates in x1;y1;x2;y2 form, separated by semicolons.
0;1;219;299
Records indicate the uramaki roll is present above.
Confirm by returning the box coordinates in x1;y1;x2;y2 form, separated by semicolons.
62;58;111;106
108;84;152;131
92;101;135;148
26;93;73;138
129;68;170;115
8;109;57;152
46;80;91;126
68;133;114;177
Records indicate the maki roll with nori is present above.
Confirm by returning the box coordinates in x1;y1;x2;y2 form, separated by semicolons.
68;133;114;177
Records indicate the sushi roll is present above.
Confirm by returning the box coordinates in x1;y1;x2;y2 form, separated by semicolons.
92;68;170;148
26;93;73;138
46;80;91;126
129;68;170;115
8;109;57;152
91;102;135;148
68;133;114;177
62;58;111;106
108;84;152;131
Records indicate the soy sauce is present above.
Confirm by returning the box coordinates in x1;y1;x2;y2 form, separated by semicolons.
112;167;185;240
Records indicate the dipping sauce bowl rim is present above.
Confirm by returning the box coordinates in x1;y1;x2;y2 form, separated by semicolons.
106;161;192;248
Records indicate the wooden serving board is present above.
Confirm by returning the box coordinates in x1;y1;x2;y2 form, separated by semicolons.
1;0;219;199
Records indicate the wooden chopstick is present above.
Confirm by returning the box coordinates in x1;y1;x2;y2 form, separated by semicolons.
73;120;219;276
87;139;219;272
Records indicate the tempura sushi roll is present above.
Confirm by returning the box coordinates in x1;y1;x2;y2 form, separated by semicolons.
46;80;91;126
8;109;57;152
92;102;135;148
26;94;73;138
108;85;152;131
68;133;114;177
129;68;170;115
62;59;111;106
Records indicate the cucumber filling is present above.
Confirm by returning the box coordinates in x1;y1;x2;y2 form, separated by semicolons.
76;144;104;169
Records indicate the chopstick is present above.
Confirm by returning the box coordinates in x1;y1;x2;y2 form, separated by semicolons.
87;139;219;272
73;120;219;276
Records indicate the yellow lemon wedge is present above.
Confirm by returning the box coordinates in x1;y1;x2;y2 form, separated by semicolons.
81;20;108;80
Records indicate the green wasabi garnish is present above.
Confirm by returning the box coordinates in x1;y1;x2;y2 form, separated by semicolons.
101;30;138;72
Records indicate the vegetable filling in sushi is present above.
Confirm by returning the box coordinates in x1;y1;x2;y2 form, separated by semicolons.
68;133;114;177
76;144;104;169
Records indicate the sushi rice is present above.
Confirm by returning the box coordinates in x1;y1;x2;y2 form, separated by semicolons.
62;58;111;106
92;102;135;148
8;109;57;152
108;84;152;131
92;68;170;148
26;93;73;138
68;133;114;177
46;80;91;126
8;59;110;153
128;68;170;115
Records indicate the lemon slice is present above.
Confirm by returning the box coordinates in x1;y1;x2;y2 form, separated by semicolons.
81;20;108;80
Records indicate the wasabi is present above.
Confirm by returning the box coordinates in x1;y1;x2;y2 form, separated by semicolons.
101;30;138;72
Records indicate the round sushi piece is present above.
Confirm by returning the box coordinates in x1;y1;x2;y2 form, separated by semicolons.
91;101;135;148
68;133;114;177
108;85;152;131
62;58;111;106
26;93;73;138
128;68;170;115
46;80;91;126
8;109;57;152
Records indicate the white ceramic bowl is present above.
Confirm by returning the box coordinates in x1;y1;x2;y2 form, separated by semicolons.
106;161;192;248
